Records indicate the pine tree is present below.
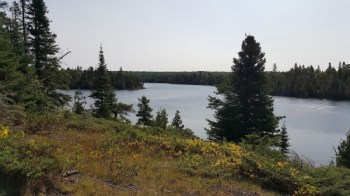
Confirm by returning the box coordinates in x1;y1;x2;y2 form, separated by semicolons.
90;46;117;119
154;108;168;129
0;6;43;111
26;0;68;107
280;122;290;156
136;96;153;126
171;110;184;129
72;90;86;115
207;35;279;142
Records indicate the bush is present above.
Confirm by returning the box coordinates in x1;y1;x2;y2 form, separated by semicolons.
0;125;62;195
336;130;350;168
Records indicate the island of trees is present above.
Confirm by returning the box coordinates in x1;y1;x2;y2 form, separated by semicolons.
1;0;350;195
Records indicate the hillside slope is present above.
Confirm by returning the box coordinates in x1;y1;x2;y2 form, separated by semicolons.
1;112;350;195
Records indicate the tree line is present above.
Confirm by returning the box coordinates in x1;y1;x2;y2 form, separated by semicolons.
129;64;350;100
131;71;228;86
63;67;144;90
268;63;350;100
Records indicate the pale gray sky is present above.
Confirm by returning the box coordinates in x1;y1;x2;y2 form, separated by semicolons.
46;0;350;71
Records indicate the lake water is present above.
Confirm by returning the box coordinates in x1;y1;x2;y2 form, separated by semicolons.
61;83;350;165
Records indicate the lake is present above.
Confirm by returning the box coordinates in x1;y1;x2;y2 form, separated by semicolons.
61;83;350;165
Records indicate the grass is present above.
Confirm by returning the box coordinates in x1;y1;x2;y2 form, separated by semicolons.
1;111;350;195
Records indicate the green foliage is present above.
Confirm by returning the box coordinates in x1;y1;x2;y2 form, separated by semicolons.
72;90;86;115
207;35;279;142
336;130;350;168
0;86;25;126
26;0;69;107
90;46;117;119
171;110;184;130
267;63;350;100
132;71;228;86
153;108;168;129
302;166;350;195
136;96;153;126
279;123;290;156
64;66;144;90
0;126;62;195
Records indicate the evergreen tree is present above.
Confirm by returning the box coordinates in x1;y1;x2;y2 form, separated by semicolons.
26;0;68;107
90;46;117;119
207;35;279;142
171;110;184;129
336;130;350;168
280;122;290;156
273;63;277;72
136;96;153;126
72;90;86;115
154;108;168;129
0;6;43;111
112;102;134;122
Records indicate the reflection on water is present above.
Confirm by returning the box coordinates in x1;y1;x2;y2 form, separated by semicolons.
61;83;350;165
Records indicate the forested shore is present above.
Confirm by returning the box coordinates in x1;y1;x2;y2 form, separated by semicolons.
63;60;350;100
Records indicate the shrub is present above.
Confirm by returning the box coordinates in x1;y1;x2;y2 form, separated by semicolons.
336;130;350;168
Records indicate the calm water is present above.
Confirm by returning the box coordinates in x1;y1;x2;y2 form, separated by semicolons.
62;83;350;165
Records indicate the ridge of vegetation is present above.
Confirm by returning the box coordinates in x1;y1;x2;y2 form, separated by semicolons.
1;112;350;195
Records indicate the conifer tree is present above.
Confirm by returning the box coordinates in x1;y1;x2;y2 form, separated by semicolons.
207;35;279;142
0;5;43;110
90;46;117;119
280;122;290;156
136;96;153;126
72;90;86;115
171;110;184;130
26;0;68;107
154;108;168;129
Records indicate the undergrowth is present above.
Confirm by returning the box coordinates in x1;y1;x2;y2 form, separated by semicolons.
1;111;350;195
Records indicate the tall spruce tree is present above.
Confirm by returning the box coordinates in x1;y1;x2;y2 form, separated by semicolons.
136;96;153;126
90;46;117;119
207;35;279;142
26;0;68;107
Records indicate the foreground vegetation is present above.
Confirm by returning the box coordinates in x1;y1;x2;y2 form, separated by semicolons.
1;112;350;195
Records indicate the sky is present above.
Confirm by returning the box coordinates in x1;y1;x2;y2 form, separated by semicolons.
45;0;350;72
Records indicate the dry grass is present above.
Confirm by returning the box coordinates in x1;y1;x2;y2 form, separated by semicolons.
27;129;275;196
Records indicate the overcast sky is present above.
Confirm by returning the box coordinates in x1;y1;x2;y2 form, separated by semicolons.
46;0;350;71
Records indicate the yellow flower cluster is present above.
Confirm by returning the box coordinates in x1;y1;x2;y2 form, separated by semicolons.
89;150;103;159
293;185;319;195
187;154;201;169
214;157;242;169
0;125;10;139
276;161;288;168
223;143;246;157
290;167;298;177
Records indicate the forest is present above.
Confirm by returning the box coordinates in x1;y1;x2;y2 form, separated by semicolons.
1;0;350;195
63;67;144;90
65;63;350;101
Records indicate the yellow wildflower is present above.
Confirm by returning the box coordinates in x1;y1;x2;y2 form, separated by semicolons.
0;125;10;139
276;161;288;168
